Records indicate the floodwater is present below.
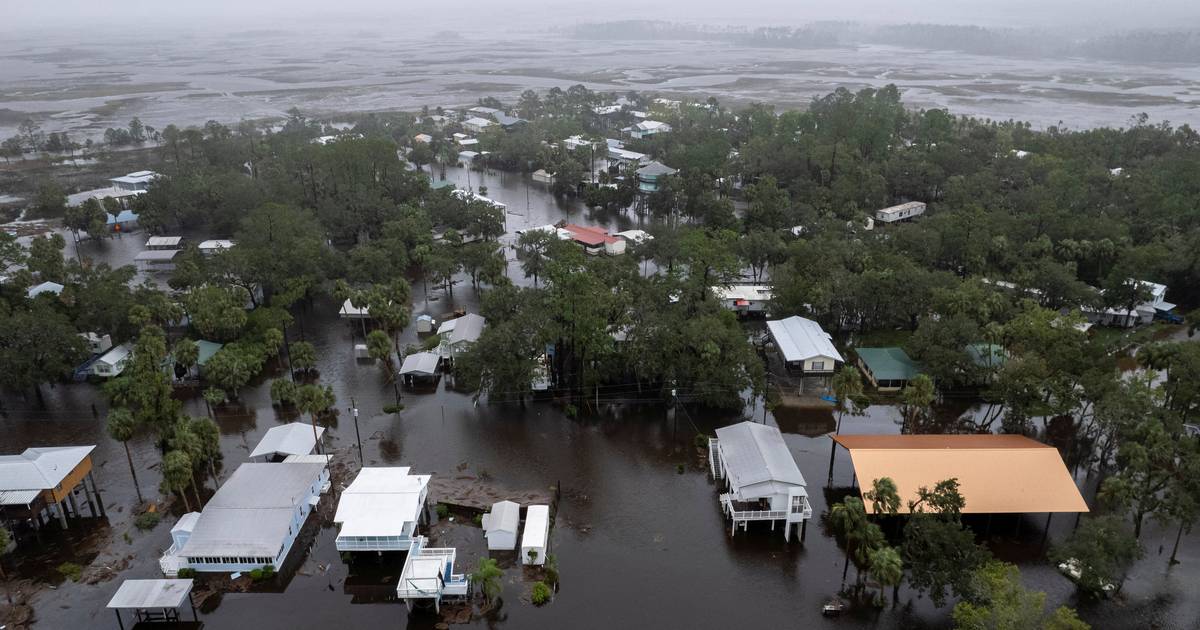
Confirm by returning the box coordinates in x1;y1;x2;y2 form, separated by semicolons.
2;28;1200;143
3;169;1200;630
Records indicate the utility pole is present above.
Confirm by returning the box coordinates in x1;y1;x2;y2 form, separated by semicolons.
350;397;362;465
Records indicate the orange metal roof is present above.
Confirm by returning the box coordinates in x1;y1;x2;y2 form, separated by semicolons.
832;434;1088;514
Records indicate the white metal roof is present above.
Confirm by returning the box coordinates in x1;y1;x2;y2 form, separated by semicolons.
249;423;324;459
134;249;180;262
437;313;485;344
463;116;494;127
171;512;200;534
715;422;806;494
521;505;549;549
96;343;133;366
483;500;520;535
198;239;234;251
334;468;430;538
0;446;95;492
26;281;64;298
107;579;193;610
766;316;844;363
0;489;41;506
146;236;182;247
178;462;325;558
339;298;370;319
876;201;926;217
713;285;772;302
400;352;440;376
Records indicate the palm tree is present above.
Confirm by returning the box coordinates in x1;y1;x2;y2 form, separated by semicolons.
173;338;199;380
830;497;869;587
869;546;904;606
162;450;194;512
471;557;503;606
297;384;333;450
168;421;205;509
191;417;222;487
864;477;901;517
106;408;144;503
828;365;865;482
202;387;225;419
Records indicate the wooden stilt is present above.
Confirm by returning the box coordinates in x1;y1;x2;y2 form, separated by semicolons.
801;519;808;542
57;501;69;529
89;472;106;517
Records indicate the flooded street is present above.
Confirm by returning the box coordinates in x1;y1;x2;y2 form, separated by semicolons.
2;29;1200;142
2;169;1198;629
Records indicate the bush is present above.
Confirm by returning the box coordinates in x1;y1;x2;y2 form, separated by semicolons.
382;403;404;414
531;581;552;605
693;433;709;449
177;568;197;579
57;562;83;582
473;513;483;526
676;463;685;474
134;512;162;531
248;565;275;582
435;503;450;518
564;404;578;418
544;554;559;587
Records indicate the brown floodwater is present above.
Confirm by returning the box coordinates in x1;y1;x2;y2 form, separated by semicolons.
3;166;1198;630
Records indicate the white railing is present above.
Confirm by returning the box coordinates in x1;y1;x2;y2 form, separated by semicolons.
730;509;788;521
708;438;723;480
336;536;412;552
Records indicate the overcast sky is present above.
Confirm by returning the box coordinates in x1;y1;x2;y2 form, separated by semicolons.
6;0;1200;33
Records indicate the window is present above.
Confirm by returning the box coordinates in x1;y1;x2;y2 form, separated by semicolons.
810;361;825;371
790;496;805;514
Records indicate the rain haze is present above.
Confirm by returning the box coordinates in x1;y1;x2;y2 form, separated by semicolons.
3;2;1200;630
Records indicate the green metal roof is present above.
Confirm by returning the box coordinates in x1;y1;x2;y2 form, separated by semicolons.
855;347;922;382
196;340;224;366
429;178;456;190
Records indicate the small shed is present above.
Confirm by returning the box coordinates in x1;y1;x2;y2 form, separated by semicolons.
520;504;549;565
482;500;520;551
134;249;180;273
855;347;922;392
531;169;555;184
146;236;183;250
107;578;199;630
416;314;436;334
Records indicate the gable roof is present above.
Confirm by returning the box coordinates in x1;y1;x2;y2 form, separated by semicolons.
334;467;430;538
0;446;95;492
400;351;440;376
249;423;325;459
766;316;844;363
636;161;677;178
715;422;805;491
856;347;922;382
437;313;485;344
483;500;520;535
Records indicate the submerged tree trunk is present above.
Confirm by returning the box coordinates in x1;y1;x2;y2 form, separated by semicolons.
1171;521;1187;565
190;474;203;510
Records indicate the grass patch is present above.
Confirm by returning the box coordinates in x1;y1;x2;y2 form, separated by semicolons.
57;562;83;582
134;512;161;531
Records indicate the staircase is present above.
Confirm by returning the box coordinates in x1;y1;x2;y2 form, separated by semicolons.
708;438;723;480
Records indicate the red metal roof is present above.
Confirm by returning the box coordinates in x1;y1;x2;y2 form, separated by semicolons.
563;224;619;245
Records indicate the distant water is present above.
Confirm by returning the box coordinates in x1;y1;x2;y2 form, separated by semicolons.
1;30;1198;140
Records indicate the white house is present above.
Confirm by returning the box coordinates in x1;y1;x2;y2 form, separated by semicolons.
614;229;652;245
249;423;325;462
437;313;485;358
531;169;555;184
333;467;431;552
198;240;234;256
1081;280;1176;327
414;133;433;144
79;332;113;355
875;201;926;223
765;315;843;374
520;504;549;565
713;285;772;316
463;117;495;134
159;461;328;576
93;343;134;378
110;171;159;192
709;421;813;541
468;106;501;118
562;135;592;151
26;281;64;299
561;224;627;256
482;500;520;551
625;120;672;139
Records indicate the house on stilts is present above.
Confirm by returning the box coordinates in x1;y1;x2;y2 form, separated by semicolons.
708;421;812;541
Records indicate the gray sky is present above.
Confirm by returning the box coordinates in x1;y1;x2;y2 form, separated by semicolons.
6;0;1200;33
